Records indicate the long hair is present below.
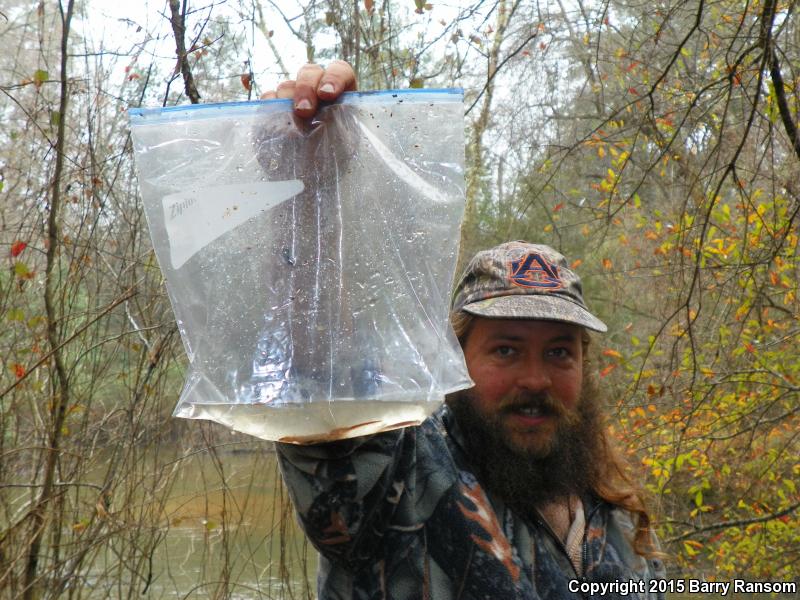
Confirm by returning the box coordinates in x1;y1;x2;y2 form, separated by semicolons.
450;310;661;558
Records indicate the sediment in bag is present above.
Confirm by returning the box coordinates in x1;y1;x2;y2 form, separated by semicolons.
177;399;435;444
129;90;472;442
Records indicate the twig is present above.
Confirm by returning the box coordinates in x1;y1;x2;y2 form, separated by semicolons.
465;29;537;116
0;288;136;399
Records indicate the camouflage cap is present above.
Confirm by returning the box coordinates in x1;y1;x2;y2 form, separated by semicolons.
452;241;607;332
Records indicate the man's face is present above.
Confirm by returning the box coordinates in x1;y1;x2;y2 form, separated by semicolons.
460;317;584;458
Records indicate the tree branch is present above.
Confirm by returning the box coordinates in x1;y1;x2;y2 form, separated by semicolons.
168;0;201;104
666;501;800;544
761;0;800;161
23;2;75;598
465;10;536;116
254;0;289;79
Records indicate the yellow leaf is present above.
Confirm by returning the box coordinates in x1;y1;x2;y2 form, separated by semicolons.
72;519;89;533
684;540;701;555
597;146;605;158
735;304;749;320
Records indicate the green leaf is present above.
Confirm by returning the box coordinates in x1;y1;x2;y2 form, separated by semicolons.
27;315;45;328
14;262;30;277
409;78;423;89
34;69;48;85
7;308;24;322
50;110;60;127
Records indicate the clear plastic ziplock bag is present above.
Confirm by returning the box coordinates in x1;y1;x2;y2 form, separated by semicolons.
129;90;472;443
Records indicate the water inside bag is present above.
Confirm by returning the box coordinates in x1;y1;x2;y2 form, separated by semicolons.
129;90;472;443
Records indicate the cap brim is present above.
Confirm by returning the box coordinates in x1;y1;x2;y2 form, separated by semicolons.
462;294;608;332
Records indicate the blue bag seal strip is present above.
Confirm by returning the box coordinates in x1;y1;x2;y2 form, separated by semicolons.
129;88;464;124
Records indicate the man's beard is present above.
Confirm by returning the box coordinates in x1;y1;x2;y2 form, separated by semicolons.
446;383;605;515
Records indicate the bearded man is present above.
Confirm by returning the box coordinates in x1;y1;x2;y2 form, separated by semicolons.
272;64;666;600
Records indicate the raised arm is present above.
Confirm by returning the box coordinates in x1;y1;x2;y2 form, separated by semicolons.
275;430;409;567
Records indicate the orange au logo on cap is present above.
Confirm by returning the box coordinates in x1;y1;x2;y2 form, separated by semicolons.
508;252;562;289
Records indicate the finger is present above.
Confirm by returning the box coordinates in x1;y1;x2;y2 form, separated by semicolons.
292;63;325;117
318;60;357;100
260;90;277;100
275;80;296;99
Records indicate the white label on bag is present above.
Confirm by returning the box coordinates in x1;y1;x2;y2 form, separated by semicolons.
162;180;304;269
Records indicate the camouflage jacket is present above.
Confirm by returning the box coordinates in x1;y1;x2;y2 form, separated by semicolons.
276;405;666;600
